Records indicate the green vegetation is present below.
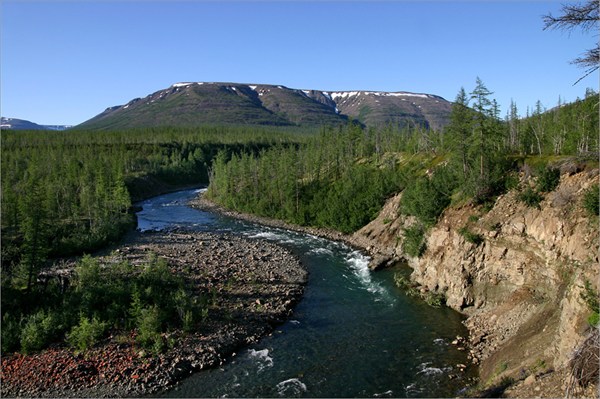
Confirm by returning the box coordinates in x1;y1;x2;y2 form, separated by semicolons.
581;280;599;327
458;226;484;246
402;225;426;258
393;272;445;307
206;123;413;233
1;78;597;356
207;80;598;253
517;186;544;209
536;166;561;192
516;165;563;209
1;126;305;275
1;253;208;355
1;125;303;355
583;184;599;217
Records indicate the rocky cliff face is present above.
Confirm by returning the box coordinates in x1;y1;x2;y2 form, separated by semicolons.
352;169;599;387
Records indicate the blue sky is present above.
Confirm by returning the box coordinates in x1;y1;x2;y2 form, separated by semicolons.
1;1;597;125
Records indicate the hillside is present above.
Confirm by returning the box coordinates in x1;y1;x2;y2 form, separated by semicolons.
323;91;450;130
75;82;452;130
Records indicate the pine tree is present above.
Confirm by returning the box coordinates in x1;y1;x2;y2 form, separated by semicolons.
470;77;494;180
507;99;520;153
18;171;49;292
446;87;473;179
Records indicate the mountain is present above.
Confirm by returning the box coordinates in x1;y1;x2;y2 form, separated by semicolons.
323;91;451;131
76;82;453;131
1;117;72;131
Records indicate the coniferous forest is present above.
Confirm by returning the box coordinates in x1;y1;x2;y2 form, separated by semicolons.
1;81;598;356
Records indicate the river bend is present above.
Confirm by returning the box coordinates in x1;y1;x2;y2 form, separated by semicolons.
137;188;475;397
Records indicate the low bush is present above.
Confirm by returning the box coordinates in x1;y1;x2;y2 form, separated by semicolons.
1;313;22;353
402;224;426;258
424;291;445;308
583;184;599;217
458;226;484;246
581;280;599;328
2;252;207;356
20;310;61;354
136;305;164;354
536;166;561;192
517;186;543;209
393;273;419;297
67;316;107;352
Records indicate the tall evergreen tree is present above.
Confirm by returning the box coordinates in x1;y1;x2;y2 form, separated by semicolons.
18;172;49;292
507;99;520;153
470;77;495;181
446;87;473;179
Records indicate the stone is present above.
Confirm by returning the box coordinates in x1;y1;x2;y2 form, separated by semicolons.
524;374;536;385
368;255;392;271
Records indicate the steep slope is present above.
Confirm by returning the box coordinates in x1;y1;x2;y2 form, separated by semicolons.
352;168;599;392
76;82;452;130
254;85;346;126
320;91;451;131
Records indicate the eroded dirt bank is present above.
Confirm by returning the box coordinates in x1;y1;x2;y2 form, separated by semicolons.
0;230;307;398
352;169;599;396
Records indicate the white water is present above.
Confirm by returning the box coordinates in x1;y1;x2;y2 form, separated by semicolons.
138;189;476;398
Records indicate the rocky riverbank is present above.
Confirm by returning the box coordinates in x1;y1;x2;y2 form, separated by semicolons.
1;230;307;398
352;169;599;397
195;169;600;397
190;193;379;260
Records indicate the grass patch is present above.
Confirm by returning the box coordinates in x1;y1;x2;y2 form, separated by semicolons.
458;226;484;245
517;186;543;209
583;184;599;217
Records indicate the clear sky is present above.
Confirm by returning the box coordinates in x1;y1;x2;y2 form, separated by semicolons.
1;0;598;125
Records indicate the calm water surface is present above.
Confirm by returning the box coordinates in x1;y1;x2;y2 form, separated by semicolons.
137;189;476;398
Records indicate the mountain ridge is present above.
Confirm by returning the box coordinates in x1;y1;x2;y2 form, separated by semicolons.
1;117;72;131
76;82;453;131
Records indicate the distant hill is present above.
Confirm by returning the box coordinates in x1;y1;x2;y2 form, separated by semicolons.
1;117;72;131
76;82;453;131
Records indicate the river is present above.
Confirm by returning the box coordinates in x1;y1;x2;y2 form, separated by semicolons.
137;188;476;397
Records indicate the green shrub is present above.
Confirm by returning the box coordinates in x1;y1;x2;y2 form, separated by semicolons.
20;310;60;354
424;291;445;308
587;311;599;327
1;313;22;353
67;315;107;352
402;224;426;258
583;184;599;217
504;172;520;192
393;273;419;297
536;166;560;192
458;226;484;245
136;305;164;353
517;186;543;209
581;280;599;327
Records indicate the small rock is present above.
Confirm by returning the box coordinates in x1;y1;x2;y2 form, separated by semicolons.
524;374;536;385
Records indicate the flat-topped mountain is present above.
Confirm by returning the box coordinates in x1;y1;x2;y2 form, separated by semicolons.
76;83;452;130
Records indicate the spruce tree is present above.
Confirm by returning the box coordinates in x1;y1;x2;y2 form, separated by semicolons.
446;87;473;179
